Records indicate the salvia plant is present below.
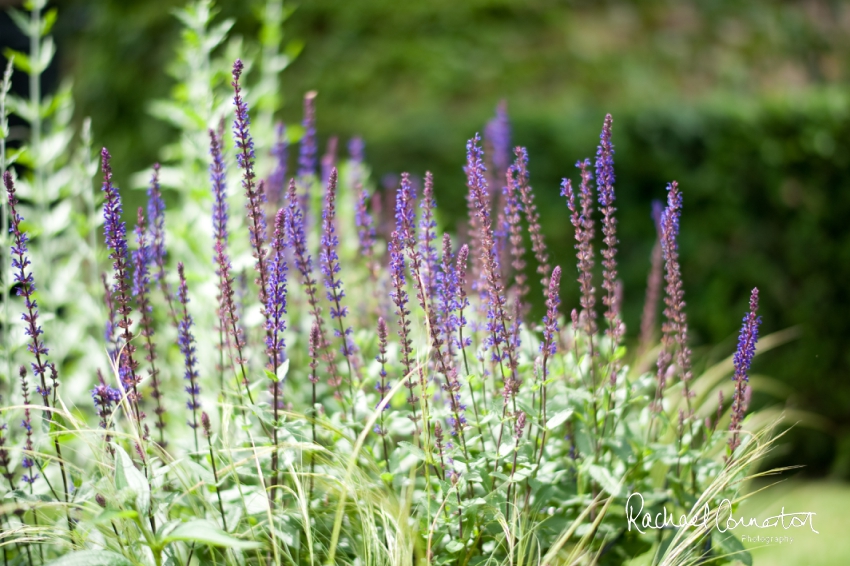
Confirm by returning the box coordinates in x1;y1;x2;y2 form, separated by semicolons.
0;2;790;566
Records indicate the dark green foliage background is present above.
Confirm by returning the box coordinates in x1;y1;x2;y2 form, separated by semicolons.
9;0;849;472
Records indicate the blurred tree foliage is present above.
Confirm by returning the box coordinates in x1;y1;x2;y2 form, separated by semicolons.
4;0;850;471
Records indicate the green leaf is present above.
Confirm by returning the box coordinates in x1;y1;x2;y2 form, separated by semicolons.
161;519;263;550
445;540;464;553
712;530;752;566
588;465;622;497
114;445;150;515
398;441;426;462
7;9;32;36
92;510;139;524
3;49;31;75
546;409;574;431
45;550;133;566
41;8;58;36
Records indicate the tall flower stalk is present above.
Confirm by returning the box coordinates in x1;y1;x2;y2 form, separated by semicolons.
320;169;359;402
656;181;694;415
265;208;288;502
728;288;761;456
4;171;72;529
595;115;623;346
132;206;166;445
146;164;177;326
177;263;201;454
209;128;231;400
231;60;272;400
285;180;340;397
101;149;143;426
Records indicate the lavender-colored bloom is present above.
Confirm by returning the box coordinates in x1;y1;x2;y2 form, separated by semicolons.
595;115;621;342
655;181;693;408
266;122;287;209
320;136;338;187
102;272;118;358
436;234;459;359
513;147;551;291
298;91;318;180
147;163;166;282
419;172;438;298
349;136;365;164
265;209;288;379
455;244;473;354
320;169;359;388
395;172;417;253
542;266;562;357
562;161;597;335
177;263;201;437
308;322;321;385
466;135;519;395
101;149;142;407
504;158;527;305
132;208;166;443
209;128;229;250
92;370;121;435
355;186;376;264
232;60;270;333
5;172;52;402
484;100;511;181
389;230;417;411
321;169;347;321
729;288;761;453
375;317;390;423
285;180;341;391
19;367;38;485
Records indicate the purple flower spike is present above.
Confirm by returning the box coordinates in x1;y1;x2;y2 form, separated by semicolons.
265;208;289;411
542;266;562;358
419;172;438;298
389;230;417;414
485;100;511;180
19;367;38;485
146;164;176;326
563;161;597;335
654;181;693;410
101;149;142;416
375;317;391;406
298;91;318;180
177;263;201;448
595;115;622;343
5;172;54;404
436;234;459;359
92;369;121;447
267;122;288;209
147;164;166;281
209;129;229;252
513;147;551;291
321;136;338;187
320;169;359;392
133;207;166;444
466;135;519;397
232;60;271;362
728;288;761;454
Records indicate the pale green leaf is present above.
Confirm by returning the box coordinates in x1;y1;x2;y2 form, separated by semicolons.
161;519;263;549
45;550;133;566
